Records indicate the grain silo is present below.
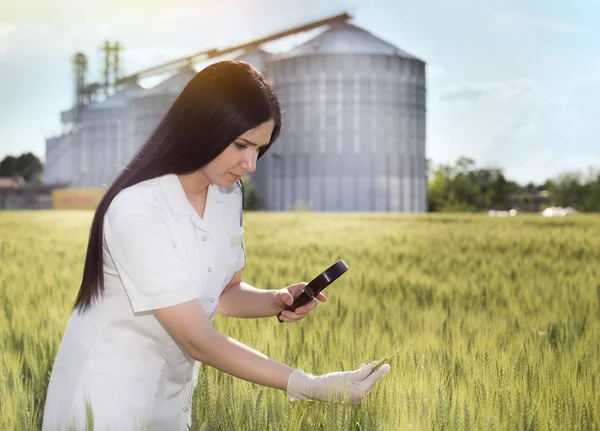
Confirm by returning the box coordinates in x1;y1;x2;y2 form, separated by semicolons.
47;12;427;212
257;22;427;212
44;130;79;186
232;48;273;201
77;83;142;187
233;47;271;74
126;66;197;161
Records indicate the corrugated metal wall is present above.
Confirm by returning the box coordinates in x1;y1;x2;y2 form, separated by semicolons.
44;131;78;185
45;24;427;212
257;52;426;212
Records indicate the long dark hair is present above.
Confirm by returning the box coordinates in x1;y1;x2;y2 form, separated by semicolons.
73;60;281;313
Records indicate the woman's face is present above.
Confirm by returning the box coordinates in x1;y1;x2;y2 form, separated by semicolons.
201;119;275;188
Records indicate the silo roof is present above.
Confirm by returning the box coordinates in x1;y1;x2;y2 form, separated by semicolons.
233;47;271;72
234;47;271;62
142;65;197;97
272;23;421;61
87;83;143;110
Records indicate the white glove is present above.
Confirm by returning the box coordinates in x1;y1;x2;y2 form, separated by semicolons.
286;361;391;404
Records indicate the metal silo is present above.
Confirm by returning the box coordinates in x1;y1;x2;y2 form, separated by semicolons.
232;48;273;205
234;47;271;74
126;66;197;164
260;22;427;212
44;130;79;186
77;83;142;187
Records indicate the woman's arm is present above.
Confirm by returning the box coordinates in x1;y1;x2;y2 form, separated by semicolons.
106;205;387;398
218;271;326;320
153;298;390;403
217;270;282;318
155;298;293;389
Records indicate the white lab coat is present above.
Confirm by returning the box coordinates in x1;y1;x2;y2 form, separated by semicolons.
42;174;245;431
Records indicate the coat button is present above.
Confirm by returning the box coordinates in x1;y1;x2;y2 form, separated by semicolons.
210;297;215;303
187;377;192;382
182;407;188;412
208;267;212;272
203;236;207;241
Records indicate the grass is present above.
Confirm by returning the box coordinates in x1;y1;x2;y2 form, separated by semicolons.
1;211;599;430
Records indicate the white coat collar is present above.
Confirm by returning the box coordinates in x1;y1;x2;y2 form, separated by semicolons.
158;173;225;221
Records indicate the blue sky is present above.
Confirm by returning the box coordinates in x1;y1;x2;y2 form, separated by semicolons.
0;0;598;184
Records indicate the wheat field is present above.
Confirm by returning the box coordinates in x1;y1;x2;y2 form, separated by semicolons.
1;211;599;430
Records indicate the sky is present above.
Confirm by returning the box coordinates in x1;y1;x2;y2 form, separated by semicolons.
0;0;598;184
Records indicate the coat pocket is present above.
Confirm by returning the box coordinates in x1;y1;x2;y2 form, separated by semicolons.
229;227;244;247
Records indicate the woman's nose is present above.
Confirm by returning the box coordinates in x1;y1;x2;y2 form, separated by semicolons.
241;152;257;173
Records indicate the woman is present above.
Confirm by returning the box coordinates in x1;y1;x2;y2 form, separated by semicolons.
42;61;390;431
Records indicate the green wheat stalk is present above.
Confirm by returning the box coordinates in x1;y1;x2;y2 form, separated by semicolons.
372;346;403;372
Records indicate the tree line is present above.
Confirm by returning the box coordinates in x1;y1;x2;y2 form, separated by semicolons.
0;152;43;183
1;152;599;212
427;157;600;212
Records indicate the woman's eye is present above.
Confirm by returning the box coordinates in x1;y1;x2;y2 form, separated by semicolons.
234;143;247;150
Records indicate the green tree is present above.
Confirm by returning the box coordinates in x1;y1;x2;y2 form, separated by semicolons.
17;152;43;183
0;152;43;183
0;155;17;177
241;175;262;210
427;166;451;212
427;157;515;212
545;168;600;212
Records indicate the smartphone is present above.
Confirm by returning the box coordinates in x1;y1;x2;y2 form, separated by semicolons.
277;259;349;322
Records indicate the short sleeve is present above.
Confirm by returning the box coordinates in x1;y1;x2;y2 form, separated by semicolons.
104;211;199;313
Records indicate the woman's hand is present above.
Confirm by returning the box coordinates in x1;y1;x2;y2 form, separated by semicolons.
276;282;328;322
287;361;391;404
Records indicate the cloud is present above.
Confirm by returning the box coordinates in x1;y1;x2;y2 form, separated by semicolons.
528;16;585;35
440;78;537;103
0;22;16;55
0;0;193;25
480;68;600;183
432;72;600;184
428;77;541;175
491;9;586;36
67;18;108;41
440;84;493;103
